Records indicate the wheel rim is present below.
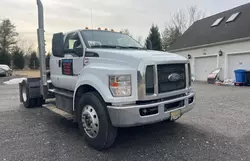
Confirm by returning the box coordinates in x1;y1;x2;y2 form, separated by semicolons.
81;105;99;138
22;84;27;102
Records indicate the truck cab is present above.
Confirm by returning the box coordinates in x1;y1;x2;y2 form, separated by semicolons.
20;29;195;150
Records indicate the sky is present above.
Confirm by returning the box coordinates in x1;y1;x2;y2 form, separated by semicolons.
0;0;249;52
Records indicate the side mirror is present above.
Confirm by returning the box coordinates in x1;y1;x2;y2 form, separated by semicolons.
146;40;152;50
52;32;64;57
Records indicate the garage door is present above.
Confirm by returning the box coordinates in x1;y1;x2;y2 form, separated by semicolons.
228;53;250;80
195;56;217;81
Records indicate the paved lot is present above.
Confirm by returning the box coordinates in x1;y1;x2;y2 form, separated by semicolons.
0;82;250;161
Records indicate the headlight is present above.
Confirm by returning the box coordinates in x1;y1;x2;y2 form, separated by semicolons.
109;75;131;97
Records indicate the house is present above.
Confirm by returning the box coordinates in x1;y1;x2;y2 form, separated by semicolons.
168;3;250;81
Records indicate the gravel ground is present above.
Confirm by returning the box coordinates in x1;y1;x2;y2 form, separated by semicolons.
0;82;249;161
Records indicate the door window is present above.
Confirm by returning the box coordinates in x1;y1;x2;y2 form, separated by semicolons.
64;32;83;57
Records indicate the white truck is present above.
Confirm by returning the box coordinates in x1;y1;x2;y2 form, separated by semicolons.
19;0;195;150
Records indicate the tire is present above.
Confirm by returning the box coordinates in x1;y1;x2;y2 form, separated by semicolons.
77;92;117;150
36;97;45;107
20;80;36;108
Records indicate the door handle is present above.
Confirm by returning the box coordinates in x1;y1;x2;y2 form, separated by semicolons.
58;60;61;67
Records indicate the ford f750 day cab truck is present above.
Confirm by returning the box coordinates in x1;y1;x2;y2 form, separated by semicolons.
19;0;195;150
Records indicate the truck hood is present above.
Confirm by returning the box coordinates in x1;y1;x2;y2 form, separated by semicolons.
87;48;188;67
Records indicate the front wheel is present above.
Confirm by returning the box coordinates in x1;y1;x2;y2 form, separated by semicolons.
77;92;117;150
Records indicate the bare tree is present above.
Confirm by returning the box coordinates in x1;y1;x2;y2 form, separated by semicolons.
162;5;205;50
187;5;206;27
121;29;132;37
171;9;187;33
168;5;205;33
17;38;34;55
136;36;143;45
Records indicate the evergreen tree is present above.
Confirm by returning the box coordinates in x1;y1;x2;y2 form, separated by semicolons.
162;27;182;50
29;52;39;70
12;47;25;69
0;19;18;53
0;19;18;65
0;51;11;66
145;24;162;51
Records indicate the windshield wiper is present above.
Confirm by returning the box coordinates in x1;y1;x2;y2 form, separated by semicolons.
91;45;123;49
125;46;144;50
91;45;143;50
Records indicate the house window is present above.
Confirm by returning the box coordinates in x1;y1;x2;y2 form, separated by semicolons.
211;17;224;27
226;12;241;23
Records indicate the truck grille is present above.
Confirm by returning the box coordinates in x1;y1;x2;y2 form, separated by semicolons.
157;64;186;93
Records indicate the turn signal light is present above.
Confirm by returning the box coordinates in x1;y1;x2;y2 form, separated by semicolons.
109;75;132;97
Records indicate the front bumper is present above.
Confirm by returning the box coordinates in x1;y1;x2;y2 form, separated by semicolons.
107;91;195;127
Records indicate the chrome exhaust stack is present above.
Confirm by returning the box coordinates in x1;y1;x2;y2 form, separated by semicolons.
37;0;47;99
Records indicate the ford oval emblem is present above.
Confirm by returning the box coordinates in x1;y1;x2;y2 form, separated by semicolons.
168;73;180;82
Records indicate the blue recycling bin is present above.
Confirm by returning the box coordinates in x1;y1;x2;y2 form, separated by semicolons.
234;69;246;83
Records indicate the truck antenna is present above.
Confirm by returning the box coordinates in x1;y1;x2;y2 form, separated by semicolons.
91;8;93;29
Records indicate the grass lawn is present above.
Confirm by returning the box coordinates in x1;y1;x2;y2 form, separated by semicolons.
13;70;40;78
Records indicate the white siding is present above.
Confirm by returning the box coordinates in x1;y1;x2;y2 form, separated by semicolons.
174;40;250;80
228;53;250;80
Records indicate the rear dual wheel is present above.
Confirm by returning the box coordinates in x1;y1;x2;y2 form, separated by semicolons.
20;80;45;108
77;92;117;150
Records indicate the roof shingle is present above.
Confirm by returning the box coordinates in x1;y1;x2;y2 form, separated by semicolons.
168;3;250;51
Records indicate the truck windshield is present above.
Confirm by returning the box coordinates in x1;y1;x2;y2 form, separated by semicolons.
81;30;143;49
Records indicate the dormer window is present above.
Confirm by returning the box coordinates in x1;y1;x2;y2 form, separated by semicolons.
211;17;224;27
226;12;241;23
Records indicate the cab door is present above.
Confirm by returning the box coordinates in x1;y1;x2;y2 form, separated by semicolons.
50;33;65;89
59;32;85;91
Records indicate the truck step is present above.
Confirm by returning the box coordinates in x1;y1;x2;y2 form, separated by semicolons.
43;104;75;121
47;80;54;90
48;88;73;98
